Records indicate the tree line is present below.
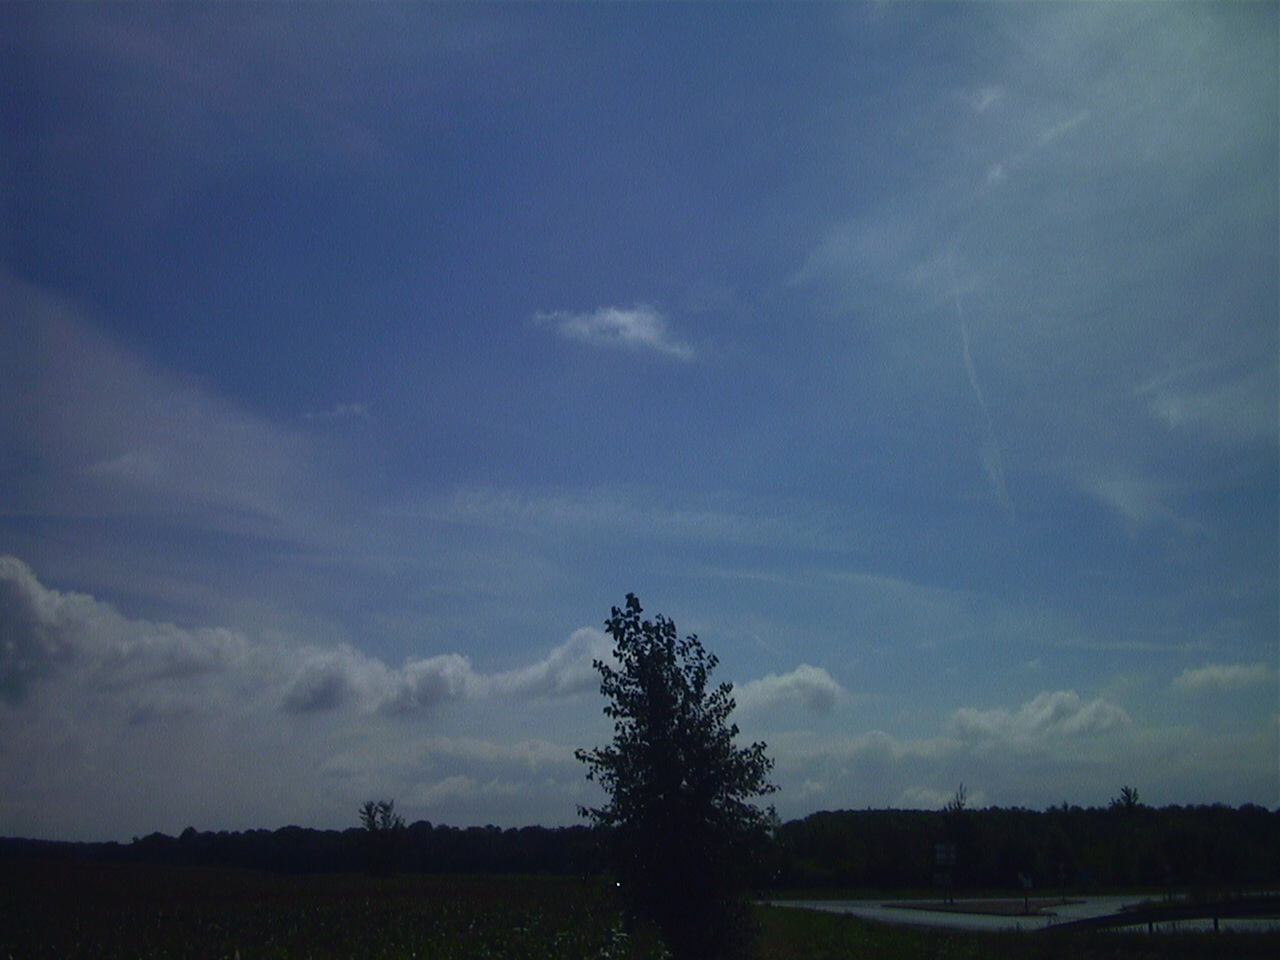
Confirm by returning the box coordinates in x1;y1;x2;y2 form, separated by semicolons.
773;800;1280;892
0;821;599;876
4;800;1278;891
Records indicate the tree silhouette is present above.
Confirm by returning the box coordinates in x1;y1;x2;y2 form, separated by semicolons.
576;594;777;960
1110;785;1142;813
359;799;405;875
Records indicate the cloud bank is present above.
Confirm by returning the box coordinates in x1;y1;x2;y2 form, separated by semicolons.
0;556;850;839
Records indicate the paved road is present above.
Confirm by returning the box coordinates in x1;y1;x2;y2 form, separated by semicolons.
766;896;1150;932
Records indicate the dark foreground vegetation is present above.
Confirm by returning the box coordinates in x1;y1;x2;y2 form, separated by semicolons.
0;860;666;960
1;858;1276;960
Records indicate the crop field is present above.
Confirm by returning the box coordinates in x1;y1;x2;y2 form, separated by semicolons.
0;861;667;960
3;860;1278;960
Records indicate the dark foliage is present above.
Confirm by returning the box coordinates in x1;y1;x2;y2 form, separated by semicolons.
576;594;777;960
773;803;1280;893
0;822;601;877
359;799;406;875
0;863;667;960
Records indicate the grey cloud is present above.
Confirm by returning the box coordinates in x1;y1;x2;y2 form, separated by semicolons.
0;556;73;702
281;657;360;714
0;554;258;710
378;654;480;715
280;631;611;717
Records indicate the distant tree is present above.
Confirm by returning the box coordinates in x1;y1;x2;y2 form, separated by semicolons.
360;798;405;832
938;782;972;898
359;799;405;875
1110;786;1142;813
945;782;969;815
576;594;777;960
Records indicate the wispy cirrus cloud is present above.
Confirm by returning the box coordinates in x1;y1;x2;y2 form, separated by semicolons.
406;486;846;553
534;305;695;360
0;277;318;529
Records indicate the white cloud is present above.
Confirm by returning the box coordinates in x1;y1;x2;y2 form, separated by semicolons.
284;630;611;715
0;555;618;837
948;690;1131;745
490;627;611;699
3;552;1275;836
1173;662;1274;693
736;664;845;717
0;554;256;710
896;784;988;810
302;402;372;424
534;305;695;360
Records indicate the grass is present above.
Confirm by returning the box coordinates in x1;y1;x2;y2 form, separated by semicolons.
2;860;1276;959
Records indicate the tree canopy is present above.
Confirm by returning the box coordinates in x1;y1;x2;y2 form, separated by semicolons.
576;594;776;960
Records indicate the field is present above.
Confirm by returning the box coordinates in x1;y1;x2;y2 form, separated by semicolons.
2;860;1277;959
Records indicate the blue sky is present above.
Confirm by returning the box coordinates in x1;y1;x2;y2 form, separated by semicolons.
2;1;1276;841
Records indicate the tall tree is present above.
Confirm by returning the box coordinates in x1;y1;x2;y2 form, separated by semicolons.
576;594;777;960
359;799;405;875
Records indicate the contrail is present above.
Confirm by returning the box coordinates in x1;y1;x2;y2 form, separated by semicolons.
948;253;1016;523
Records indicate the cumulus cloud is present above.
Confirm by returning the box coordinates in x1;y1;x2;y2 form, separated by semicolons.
534;305;695;360
0;554;254;709
0;555;610;722
735;664;845;716
0;556;75;703
1173;662;1274;693
949;690;1131;745
281;630;610;716
490;627;611;699
279;647;479;716
0;555;622;837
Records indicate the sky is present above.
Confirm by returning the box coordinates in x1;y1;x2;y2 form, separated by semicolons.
1;1;1276;842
